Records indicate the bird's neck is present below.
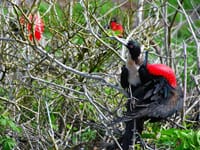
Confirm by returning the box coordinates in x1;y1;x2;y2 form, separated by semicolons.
126;56;138;70
126;55;141;86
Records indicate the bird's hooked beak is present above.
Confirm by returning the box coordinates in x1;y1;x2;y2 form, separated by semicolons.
111;36;128;46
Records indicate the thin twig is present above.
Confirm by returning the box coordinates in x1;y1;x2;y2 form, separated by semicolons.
0;96;20;110
83;85;109;122
177;0;200;72
182;41;187;123
83;85;122;150
97;0;129;21
28;73;84;95
21;125;34;150
163;0;169;65
185;96;200;116
80;0;126;62
45;101;58;150
190;73;200;94
33;45;126;94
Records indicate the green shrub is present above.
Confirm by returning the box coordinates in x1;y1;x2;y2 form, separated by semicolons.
0;115;21;150
157;128;200;150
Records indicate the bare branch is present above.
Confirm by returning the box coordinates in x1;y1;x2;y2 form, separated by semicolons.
181;41;187;123
177;0;200;72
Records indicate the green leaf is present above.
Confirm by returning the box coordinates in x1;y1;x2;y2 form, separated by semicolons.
0;115;21;133
7;120;21;133
0;116;7;126
142;133;156;139
196;130;200;145
79;102;84;110
0;136;16;150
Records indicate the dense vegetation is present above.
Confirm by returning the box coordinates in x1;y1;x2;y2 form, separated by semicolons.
0;0;199;149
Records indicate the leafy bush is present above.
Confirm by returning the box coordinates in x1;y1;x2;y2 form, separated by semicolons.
0;115;21;150
157;129;200;150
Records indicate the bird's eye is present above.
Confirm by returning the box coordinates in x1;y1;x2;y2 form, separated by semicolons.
129;45;134;49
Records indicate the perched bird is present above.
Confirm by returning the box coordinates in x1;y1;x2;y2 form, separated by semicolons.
119;40;143;150
118;40;183;150
105;40;142;150
109;18;124;37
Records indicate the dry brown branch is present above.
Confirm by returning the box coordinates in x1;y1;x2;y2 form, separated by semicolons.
182;41;187;123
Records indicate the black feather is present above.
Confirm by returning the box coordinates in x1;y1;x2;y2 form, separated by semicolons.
143;89;154;99
121;119;144;150
153;83;161;94
138;64;153;84
124;77;183;120
120;65;129;89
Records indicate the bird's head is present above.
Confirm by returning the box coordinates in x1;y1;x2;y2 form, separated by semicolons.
126;40;141;61
109;18;123;37
110;17;117;23
109;18;117;27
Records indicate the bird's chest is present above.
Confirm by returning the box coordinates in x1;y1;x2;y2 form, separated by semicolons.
126;60;141;86
128;69;141;86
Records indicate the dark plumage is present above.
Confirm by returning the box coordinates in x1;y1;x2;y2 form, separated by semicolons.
124;77;183;121
126;40;141;60
117;40;183;150
120;65;129;89
120;40;183;120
